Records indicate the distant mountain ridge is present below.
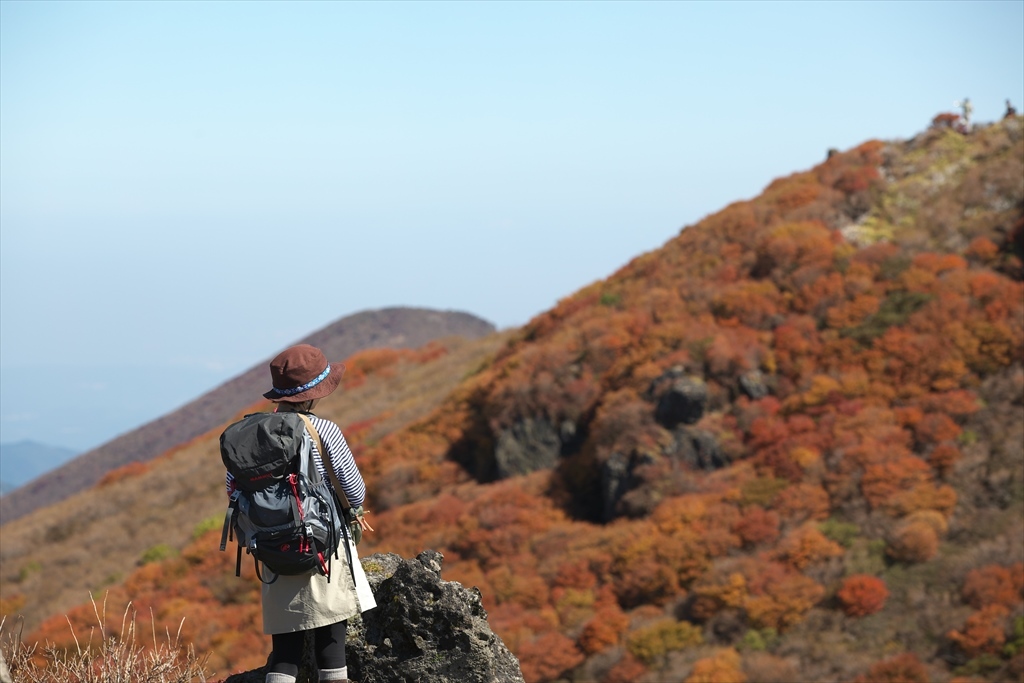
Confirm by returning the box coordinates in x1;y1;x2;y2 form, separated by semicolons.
0;441;78;495
0;307;495;525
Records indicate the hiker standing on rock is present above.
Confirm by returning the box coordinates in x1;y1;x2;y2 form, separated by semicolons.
224;344;375;683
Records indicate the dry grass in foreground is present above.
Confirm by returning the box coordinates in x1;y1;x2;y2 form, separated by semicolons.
1;596;210;683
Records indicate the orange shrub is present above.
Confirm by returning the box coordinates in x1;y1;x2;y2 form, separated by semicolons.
552;559;598;592
0;593;26;616
962;564;1020;610
966;236;1000;262
914;412;962;444
685;648;747;683
610;525;688;608
968;271;1004;301
774;483;831;522
861;456;931;510
913;252;966;274
902;509;949;536
928;442;962;475
745;569;825;630
516;631;585;683
932;112;961;128
895;406;925;427
887;521;939;564
577;586;628;655
835;166;880;194
889;482;957;518
604;653;648;683
414;341;448;363
947;605;1010;657
915;389;980;417
774;523;844;570
837;575;890;617
97;460;151;487
852;652;930;683
341;347;411;388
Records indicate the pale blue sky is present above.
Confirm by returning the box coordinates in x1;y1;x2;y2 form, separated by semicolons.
1;0;1022;453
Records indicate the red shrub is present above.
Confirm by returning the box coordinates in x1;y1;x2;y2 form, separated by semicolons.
733;506;781;547
837;575;890;617
932;112;961;128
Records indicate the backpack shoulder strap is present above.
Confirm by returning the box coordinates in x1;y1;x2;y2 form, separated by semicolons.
297;413;352;511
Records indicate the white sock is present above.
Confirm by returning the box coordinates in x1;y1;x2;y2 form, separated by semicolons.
320;666;348;681
266;673;297;683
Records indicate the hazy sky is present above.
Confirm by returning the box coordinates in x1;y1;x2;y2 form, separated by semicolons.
1;0;1022;453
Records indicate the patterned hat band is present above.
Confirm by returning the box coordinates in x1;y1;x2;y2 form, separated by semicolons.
269;365;331;397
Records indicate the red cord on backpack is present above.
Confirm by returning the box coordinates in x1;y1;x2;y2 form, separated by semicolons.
288;473;308;552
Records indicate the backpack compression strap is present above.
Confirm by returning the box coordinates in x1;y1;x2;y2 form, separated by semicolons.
297;413;352;512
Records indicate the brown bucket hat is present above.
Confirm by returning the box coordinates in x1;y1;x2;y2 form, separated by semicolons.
263;344;345;402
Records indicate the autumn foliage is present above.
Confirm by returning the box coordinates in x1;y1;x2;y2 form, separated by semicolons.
852;653;930;683
9;116;1024;683
961;564;1024;610
948;605;1011;658
837;574;890;617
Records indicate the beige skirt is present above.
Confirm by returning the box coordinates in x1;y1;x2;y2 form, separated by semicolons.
261;538;374;634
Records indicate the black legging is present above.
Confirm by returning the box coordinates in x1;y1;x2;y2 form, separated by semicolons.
269;620;347;677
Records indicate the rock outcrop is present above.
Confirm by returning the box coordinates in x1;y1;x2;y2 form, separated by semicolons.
493;416;562;478
224;551;524;683
666;426;727;471
649;369;708;428
738;369;770;399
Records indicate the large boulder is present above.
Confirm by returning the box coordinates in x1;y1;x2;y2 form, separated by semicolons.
651;374;708;428
224;551;524;683
349;550;524;683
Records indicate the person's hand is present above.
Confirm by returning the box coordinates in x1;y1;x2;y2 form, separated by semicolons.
357;513;374;533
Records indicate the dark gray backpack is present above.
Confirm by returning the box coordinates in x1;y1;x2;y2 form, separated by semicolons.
218;412;345;583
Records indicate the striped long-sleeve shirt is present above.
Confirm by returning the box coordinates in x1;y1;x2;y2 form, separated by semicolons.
225;413;366;508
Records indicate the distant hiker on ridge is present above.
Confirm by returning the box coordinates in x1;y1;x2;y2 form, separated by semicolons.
221;344;375;683
1006;99;1018;119
955;97;973;128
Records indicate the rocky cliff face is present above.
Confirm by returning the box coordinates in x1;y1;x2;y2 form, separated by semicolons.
224;551;524;683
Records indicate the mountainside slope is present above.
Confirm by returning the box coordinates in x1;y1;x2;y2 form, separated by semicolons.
0;331;510;642
0;307;495;525
8;116;1024;683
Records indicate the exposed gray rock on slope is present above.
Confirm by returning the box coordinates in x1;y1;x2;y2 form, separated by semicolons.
225;551;524;683
494;416;562;478
653;375;708;428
